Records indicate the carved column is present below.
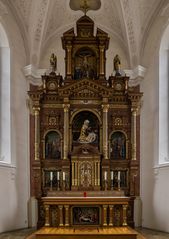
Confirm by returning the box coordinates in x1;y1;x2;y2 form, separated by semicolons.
102;104;109;159
66;45;72;77
58;205;64;226
98;162;100;186
72;161;75;186
63;104;70;159
109;205;114;226
44;205;50;227
64;205;69;226
33;107;40;161
99;45;105;76
95;162;97;186
131;108;137;160
75;162;78;186
122;205;128;226
103;205;108;226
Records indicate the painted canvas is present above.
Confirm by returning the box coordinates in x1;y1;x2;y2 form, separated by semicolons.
72;206;100;225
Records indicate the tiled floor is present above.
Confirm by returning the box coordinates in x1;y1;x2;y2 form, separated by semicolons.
0;227;169;239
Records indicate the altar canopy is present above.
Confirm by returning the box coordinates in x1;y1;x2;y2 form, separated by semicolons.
28;14;142;229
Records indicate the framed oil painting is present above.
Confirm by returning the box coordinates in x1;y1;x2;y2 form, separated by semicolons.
72;206;100;226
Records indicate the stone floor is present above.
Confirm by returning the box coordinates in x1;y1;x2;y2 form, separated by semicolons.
0;228;169;239
136;228;169;239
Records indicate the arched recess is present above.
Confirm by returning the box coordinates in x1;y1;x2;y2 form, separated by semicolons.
0;23;11;164
159;24;169;165
109;130;128;160
43;130;62;160
70;109;102;151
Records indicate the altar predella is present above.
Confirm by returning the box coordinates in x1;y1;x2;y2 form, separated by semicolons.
28;12;142;235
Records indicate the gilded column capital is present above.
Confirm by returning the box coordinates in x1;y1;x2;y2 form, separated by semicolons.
63;104;70;113
66;45;72;52
99;45;105;52
33;106;40;114
102;104;109;113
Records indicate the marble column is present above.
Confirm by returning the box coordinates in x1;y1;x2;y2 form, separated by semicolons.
66;45;72;76
102;104;109;159
33;107;40;161
72;161;75;186
109;205;114;226
44;205;50;227
131;108;137;160
58;205;64;226
63;104;70;160
64;205;69;226
103;205;108;226
122;205;128;226
99;45;105;76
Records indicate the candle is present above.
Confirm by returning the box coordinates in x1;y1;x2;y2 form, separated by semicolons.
118;171;120;180
111;171;114;180
57;171;60;180
50;171;53;181
104;171;107;180
63;172;65;181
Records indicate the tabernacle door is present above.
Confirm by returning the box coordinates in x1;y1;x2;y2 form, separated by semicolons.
71;145;101;191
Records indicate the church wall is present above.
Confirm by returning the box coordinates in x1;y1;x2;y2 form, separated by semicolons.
140;15;169;232
0;14;29;233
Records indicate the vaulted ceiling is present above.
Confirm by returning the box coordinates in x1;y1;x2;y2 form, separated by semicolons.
1;0;169;68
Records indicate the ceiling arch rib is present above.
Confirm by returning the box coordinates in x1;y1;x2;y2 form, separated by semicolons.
30;0;55;67
120;0;139;68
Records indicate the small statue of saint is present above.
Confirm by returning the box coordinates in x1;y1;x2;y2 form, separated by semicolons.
50;53;57;72
113;54;121;76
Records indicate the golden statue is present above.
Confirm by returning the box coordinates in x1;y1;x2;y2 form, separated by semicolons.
50;53;57;72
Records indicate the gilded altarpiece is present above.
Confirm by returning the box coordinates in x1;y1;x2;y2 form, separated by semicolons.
28;15;142;229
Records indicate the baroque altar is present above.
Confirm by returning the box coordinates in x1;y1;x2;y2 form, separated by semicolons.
28;14;142;230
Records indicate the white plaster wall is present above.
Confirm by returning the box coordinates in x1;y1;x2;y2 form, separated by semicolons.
140;14;169;232
0;12;29;232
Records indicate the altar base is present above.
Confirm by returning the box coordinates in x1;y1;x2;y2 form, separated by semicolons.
33;227;139;239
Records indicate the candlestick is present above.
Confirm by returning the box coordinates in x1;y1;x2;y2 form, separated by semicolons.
63;171;65;181
57;171;60;180
104;171;107;180
118;171;120;180
111;171;114;180
50;171;53;181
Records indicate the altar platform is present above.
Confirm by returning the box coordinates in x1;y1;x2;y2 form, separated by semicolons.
33;226;139;239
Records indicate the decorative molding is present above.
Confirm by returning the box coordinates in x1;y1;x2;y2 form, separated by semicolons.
23;64;46;85
23;64;146;86
125;65;146;86
34;0;48;42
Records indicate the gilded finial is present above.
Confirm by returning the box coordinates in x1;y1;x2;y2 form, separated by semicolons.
80;0;90;15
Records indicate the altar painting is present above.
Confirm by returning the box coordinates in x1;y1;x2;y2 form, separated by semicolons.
72;206;100;225
45;131;61;159
110;131;126;159
72;111;99;146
